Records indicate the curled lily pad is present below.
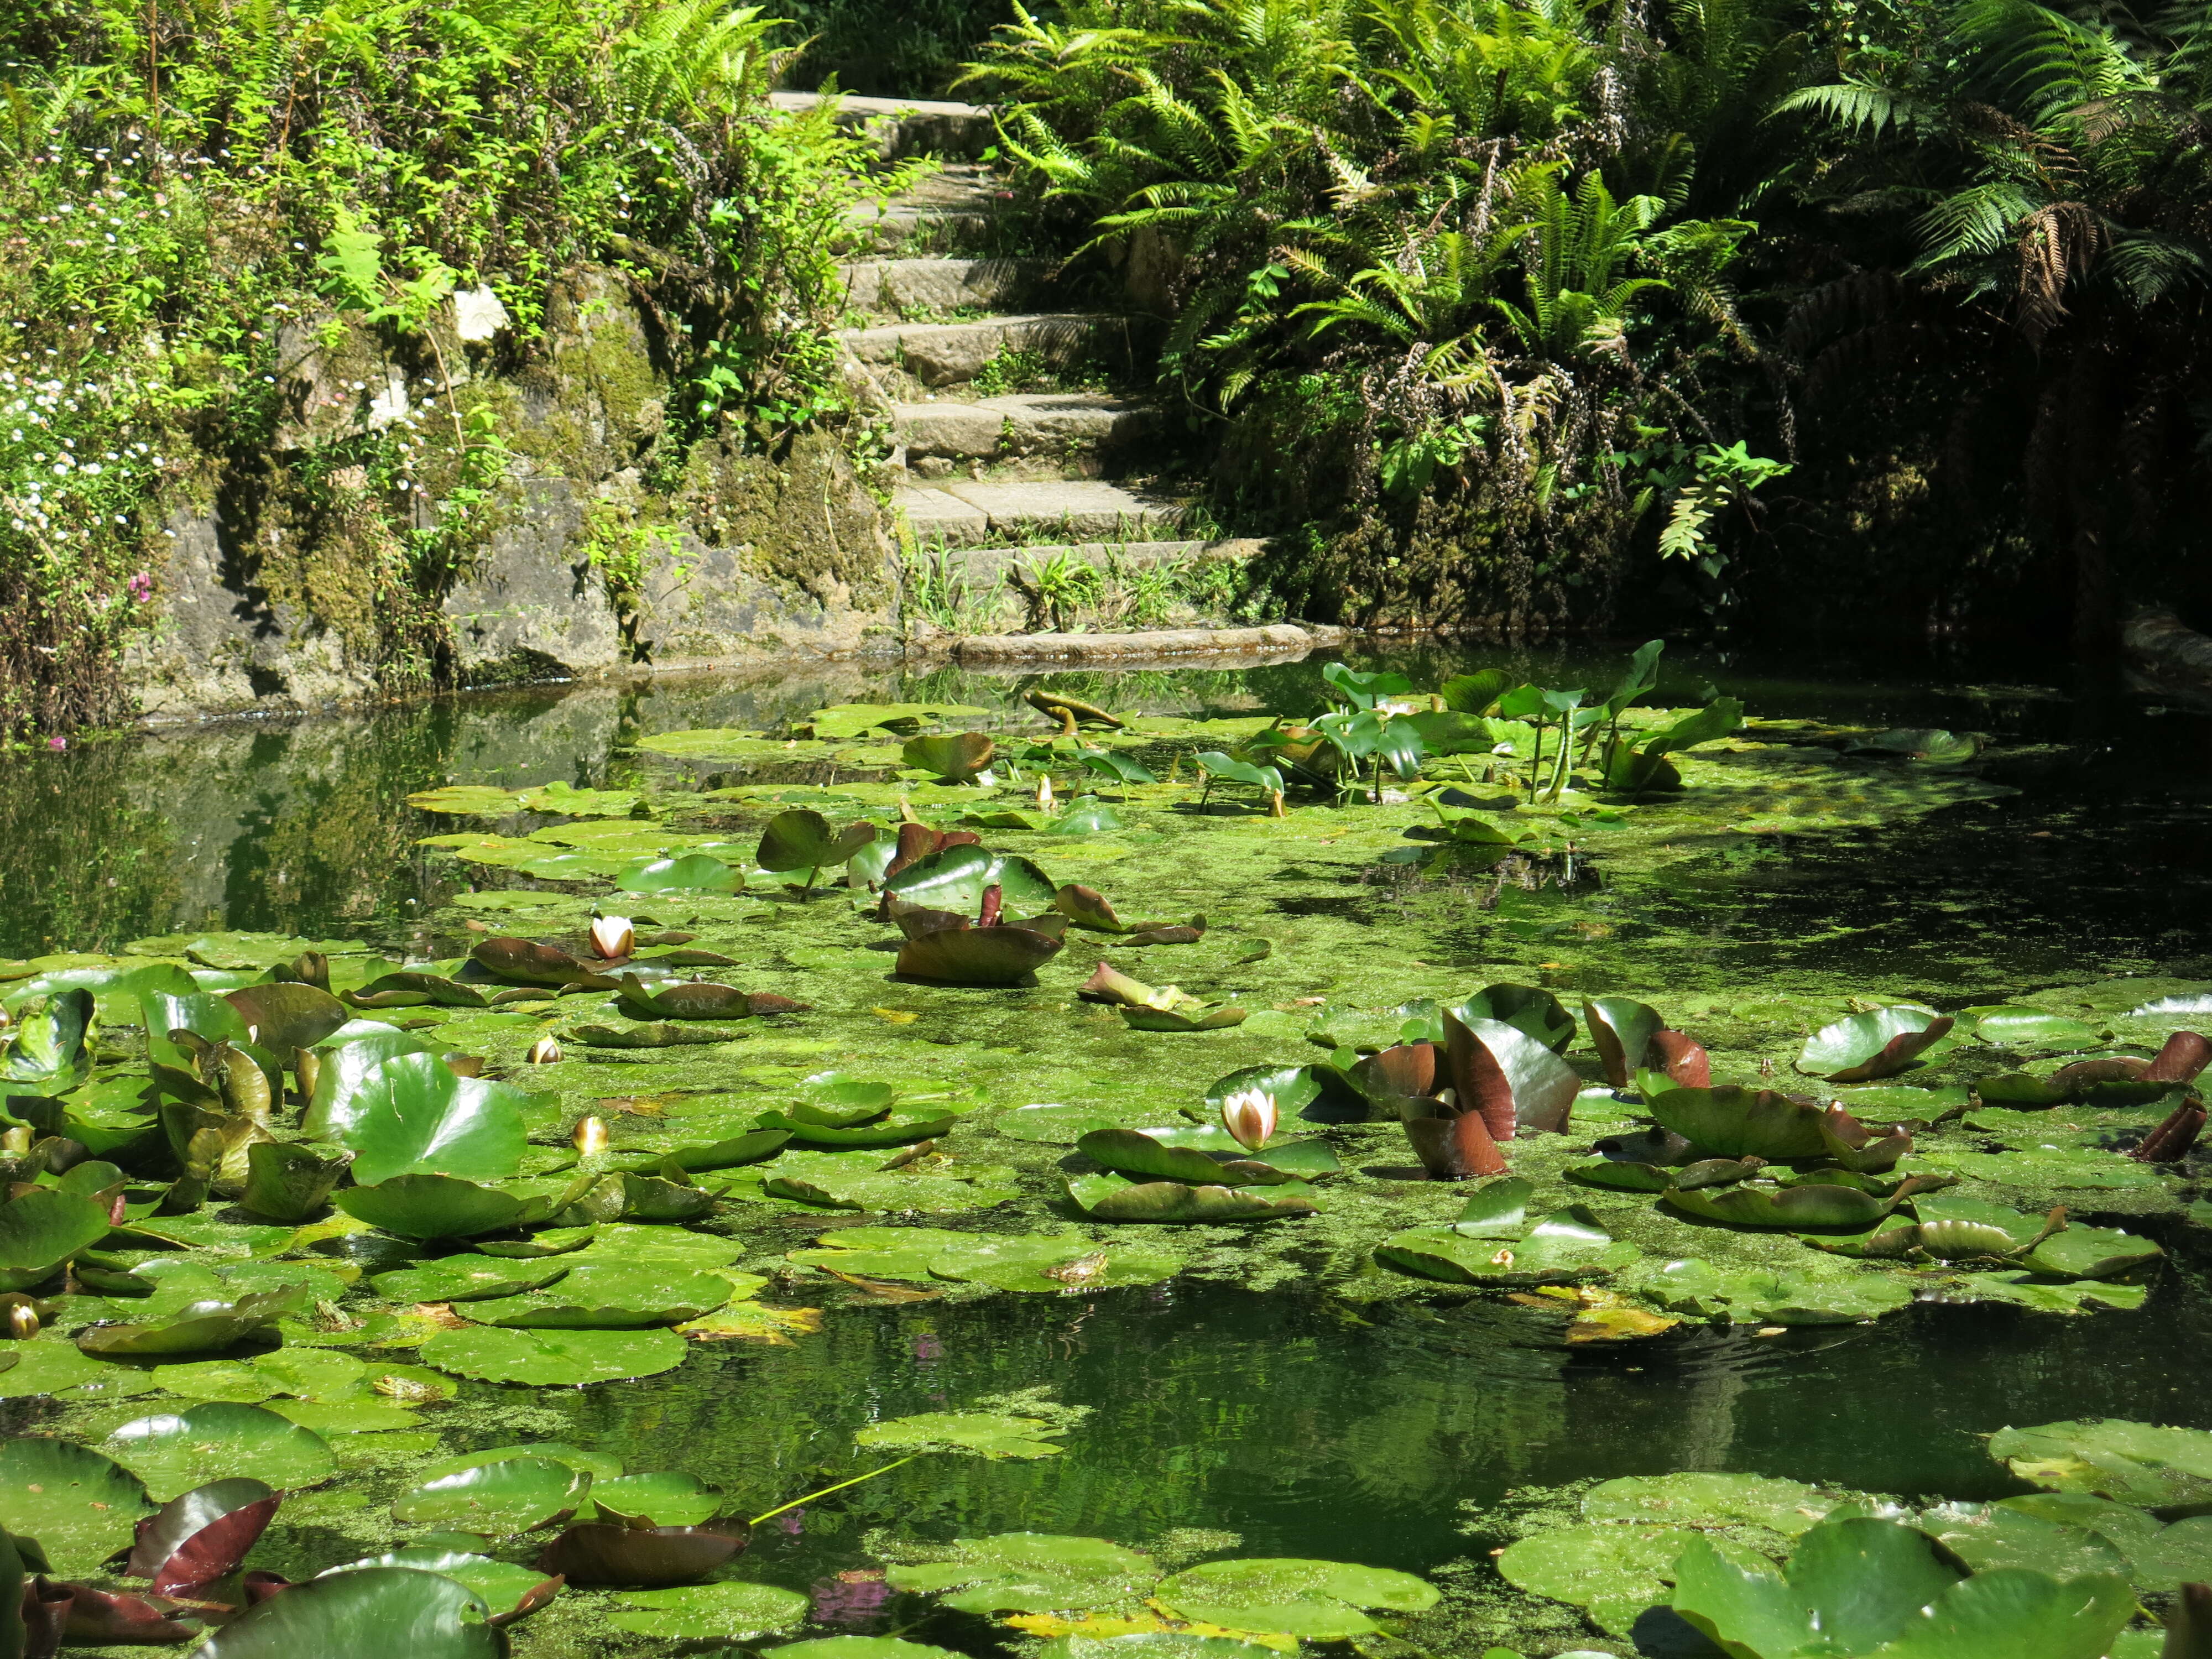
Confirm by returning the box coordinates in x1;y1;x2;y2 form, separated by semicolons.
1797;1005;1955;1082
1648;1085;1830;1161
3;988;95;1090
1446;1012;1579;1137
201;1564;502;1657
321;1052;530;1186
336;1174;567;1240
344;974;493;1010
393;1457;593;1533
761;1108;954;1148
885;846;1058;915
640;1129;791;1171
0;1187;112;1292
1582;998;1667;1088
758;810;881;880
468;937;614;988
904;732;996;782
241;1141;351;1223
608;1580;812;1640
0;1438;153;1572
536;1516;749;1585
569;1021;738;1048
1120;1001;1246;1032
1064;1172;1317;1223
896;920;1064;985
417;1324;688;1386
223;983;348;1056
613;976;804;1020
125;1477;279;1594
77;1286;305;1357
1076;1127;1338;1187
1663;1175;1944;1230
106;1404;336;1501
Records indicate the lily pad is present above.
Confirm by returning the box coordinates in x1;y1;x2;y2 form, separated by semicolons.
392;1457;593;1533
0;1438;153;1571
609;1580;812;1639
322;1548;562;1622
855;1410;1072;1459
1797;1005;1955;1081
584;1470;726;1527
322;1052;530;1185
1648;1085;1829;1162
106;1402;336;1501
370;1256;573;1303
905;732;997;781
1063;1172;1318;1223
1376;1209;1632;1285
200;1564;501;1657
885;1531;1157;1613
618;854;743;894
417;1324;689;1386
336;1174;566;1240
928;1235;1183;1294
1989;1420;2212;1514
0;1187;112;1292
885;845;1059;915
1496;1522;1704;1636
1582;1473;1849;1537
457;1262;734;1328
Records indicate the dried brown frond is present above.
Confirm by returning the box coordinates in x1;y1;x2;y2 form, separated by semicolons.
2015;201;2102;347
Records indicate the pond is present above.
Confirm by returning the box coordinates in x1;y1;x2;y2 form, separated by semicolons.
3;640;2209;1658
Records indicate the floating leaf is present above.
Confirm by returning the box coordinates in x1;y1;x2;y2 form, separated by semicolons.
322;1052;529;1186
885;846;1058;916
1064;1173;1317;1223
1989;1420;2212;1514
1376;1208;1629;1285
393;1457;593;1533
1797;1005;1955;1082
536;1516;749;1585
903;733;997;782
0;1438;153;1572
201;1565;501;1658
418;1325;688;1386
0;1187;112;1292
106;1404;336;1501
126;1477;279;1594
336;1173;566;1240
617;854;743;894
856;1410;1071;1459
608;1579;811;1638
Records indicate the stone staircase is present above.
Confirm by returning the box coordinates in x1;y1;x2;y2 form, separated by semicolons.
778;90;1228;633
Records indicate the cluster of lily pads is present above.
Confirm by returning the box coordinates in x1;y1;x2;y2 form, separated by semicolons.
1488;1416;2212;1654
0;1393;1093;1654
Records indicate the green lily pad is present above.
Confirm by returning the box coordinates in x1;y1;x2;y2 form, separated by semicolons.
1990;1420;2212;1514
1917;1149;2163;1190
392;1456;593;1532
417;1324;689;1386
1918;1501;2132;1580
808;702;989;739
1376;1209;1631;1285
1967;1008;2106;1052
618;854;743;894
767;1641;963;1659
928;1235;1183;1293
1796;1005;1953;1081
1647;1085;1829;1161
106;1402;337;1500
1496;1522;1705;1636
1064;1173;1317;1223
585;1470;725;1526
2015;1224;2163;1280
0;1438;153;1572
200;1564;500;1657
1155;1558;1439;1619
76;1287;305;1357
1626;1258;1919;1325
320;1053;530;1185
609;1579;813;1639
336;1174;566;1240
0;1187;112;1292
885;845;1058;915
760;1152;1019;1213
322;1549;561;1621
855;1409;1073;1458
370;1256;572;1303
904;732;997;781
0;1335;158;1400
423;1443;626;1483
786;1226;979;1281
1076;1127;1338;1187
886;1532;1157;1613
993;1104;1123;1144
1580;1473;1854;1537
1662;1178;1925;1229
457;1262;734;1328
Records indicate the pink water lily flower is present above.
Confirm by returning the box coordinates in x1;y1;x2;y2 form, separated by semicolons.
1220;1086;1277;1151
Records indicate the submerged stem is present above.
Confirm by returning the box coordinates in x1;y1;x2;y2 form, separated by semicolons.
749;1455;918;1526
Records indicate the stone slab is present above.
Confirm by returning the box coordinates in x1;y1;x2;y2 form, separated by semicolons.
839;258;1038;316
948;624;1345;664
941;479;1186;540
841;314;1144;387
893;487;993;547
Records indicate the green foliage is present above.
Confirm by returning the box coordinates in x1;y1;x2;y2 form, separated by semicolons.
0;0;887;742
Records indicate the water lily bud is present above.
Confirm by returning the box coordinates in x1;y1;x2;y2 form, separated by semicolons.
293;1046;321;1102
1037;775;1055;811
527;1035;562;1065
0;1126;28;1156
1220;1086;1276;1151
5;1301;35;1339
589;915;635;961
572;1114;609;1155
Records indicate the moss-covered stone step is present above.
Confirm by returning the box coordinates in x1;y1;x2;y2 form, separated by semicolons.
893;392;1160;464
840;313;1159;391
766;90;995;160
893;479;1191;546
838;257;1045;318
836;164;1006;253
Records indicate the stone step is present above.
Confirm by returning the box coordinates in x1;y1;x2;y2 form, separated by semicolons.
839;165;1008;252
839;257;1043;319
893;392;1159;462
841;313;1157;390
769;90;995;160
894;479;1190;547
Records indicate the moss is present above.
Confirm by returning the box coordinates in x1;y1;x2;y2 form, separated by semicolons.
678;428;890;605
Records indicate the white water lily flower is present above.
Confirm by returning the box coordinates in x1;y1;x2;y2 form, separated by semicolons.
1220;1086;1277;1151
527;1034;564;1066
1037;775;1055;811
589;915;634;961
571;1113;608;1154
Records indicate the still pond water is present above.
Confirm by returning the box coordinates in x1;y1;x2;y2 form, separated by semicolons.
6;641;2210;1642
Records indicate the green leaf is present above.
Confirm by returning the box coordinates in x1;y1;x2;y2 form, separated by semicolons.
854;1411;1070;1459
0;1188;112;1292
903;733;997;781
336;1174;564;1240
201;1565;500;1658
0;1438;152;1573
609;1580;812;1639
757;809;881;874
106;1403;336;1501
329;1053;530;1185
885;846;1059;915
1989;1421;2212;1512
417;1325;688;1386
617;854;742;894
392;1457;593;1533
1796;1006;1954;1082
1064;1173;1317;1223
1496;1523;1703;1635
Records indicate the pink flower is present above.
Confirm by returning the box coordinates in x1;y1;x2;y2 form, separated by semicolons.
126;571;153;602
46;737;66;752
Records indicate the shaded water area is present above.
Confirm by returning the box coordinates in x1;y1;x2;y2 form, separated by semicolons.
7;642;2212;1652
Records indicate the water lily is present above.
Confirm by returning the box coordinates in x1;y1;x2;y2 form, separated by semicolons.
1037;774;1055;811
1220;1086;1276;1151
526;1035;562;1065
590;915;635;961
572;1114;609;1155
